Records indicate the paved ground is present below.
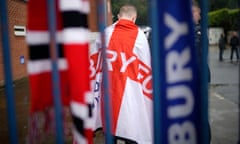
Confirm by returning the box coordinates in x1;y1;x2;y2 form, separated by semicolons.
0;78;30;144
209;88;239;144
208;45;239;144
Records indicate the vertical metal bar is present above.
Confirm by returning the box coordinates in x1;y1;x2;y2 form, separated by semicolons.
148;0;162;144
0;0;18;144
238;2;240;144
200;0;209;143
47;0;64;143
96;0;113;143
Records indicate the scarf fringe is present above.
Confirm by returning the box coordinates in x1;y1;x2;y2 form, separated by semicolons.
27;107;73;144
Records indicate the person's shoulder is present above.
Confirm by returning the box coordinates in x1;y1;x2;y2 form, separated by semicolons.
138;27;146;36
104;22;118;36
105;23;116;31
195;24;201;30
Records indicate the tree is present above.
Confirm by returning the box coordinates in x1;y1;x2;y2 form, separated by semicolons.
209;0;239;11
208;8;240;32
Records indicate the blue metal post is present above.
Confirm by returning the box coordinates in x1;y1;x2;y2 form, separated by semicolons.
96;0;113;143
148;0;162;144
238;2;240;144
47;0;64;143
0;0;18;144
200;0;209;143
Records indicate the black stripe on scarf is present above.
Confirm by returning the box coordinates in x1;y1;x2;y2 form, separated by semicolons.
29;44;64;60
72;115;84;136
62;11;88;28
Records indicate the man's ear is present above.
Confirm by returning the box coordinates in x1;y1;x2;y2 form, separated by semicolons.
117;14;120;19
132;16;136;23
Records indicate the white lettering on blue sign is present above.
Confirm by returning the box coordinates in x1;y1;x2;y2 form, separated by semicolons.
164;12;196;143
166;47;192;83
167;85;194;118
164;13;188;49
168;121;196;143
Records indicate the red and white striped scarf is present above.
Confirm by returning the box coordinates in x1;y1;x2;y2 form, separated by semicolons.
26;0;92;143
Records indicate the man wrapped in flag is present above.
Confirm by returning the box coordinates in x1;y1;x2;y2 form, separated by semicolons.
91;4;153;144
26;0;93;143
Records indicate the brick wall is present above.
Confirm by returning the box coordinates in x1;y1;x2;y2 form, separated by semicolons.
89;0;113;31
0;0;112;86
0;0;28;85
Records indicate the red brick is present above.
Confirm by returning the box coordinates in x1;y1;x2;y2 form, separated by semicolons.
0;0;27;85
0;0;112;86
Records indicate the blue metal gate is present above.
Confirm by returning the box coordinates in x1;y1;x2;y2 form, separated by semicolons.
0;0;209;143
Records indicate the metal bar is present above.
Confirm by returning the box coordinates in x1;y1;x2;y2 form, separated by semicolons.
199;0;209;143
148;0;162;144
0;0;18;143
96;0;113;143
238;2;240;144
47;0;64;143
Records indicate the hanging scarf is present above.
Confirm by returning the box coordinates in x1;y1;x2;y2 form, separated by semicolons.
26;0;93;143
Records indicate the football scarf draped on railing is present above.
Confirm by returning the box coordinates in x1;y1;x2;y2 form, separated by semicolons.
26;0;92;143
59;0;93;143
151;0;203;143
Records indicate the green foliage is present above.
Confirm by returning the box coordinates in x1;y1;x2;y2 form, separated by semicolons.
209;0;239;11
111;0;148;25
208;9;229;28
208;8;240;32
228;9;240;31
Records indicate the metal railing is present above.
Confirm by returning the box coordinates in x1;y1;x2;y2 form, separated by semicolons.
0;0;209;143
0;0;18;143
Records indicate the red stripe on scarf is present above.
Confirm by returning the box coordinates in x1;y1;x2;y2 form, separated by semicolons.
27;0;62;31
64;44;90;103
29;71;70;113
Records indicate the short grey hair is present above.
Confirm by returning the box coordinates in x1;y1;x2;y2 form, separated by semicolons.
118;4;137;18
192;0;199;8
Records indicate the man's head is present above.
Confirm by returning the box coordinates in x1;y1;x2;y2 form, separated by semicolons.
192;1;201;24
118;4;137;23
232;31;237;36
